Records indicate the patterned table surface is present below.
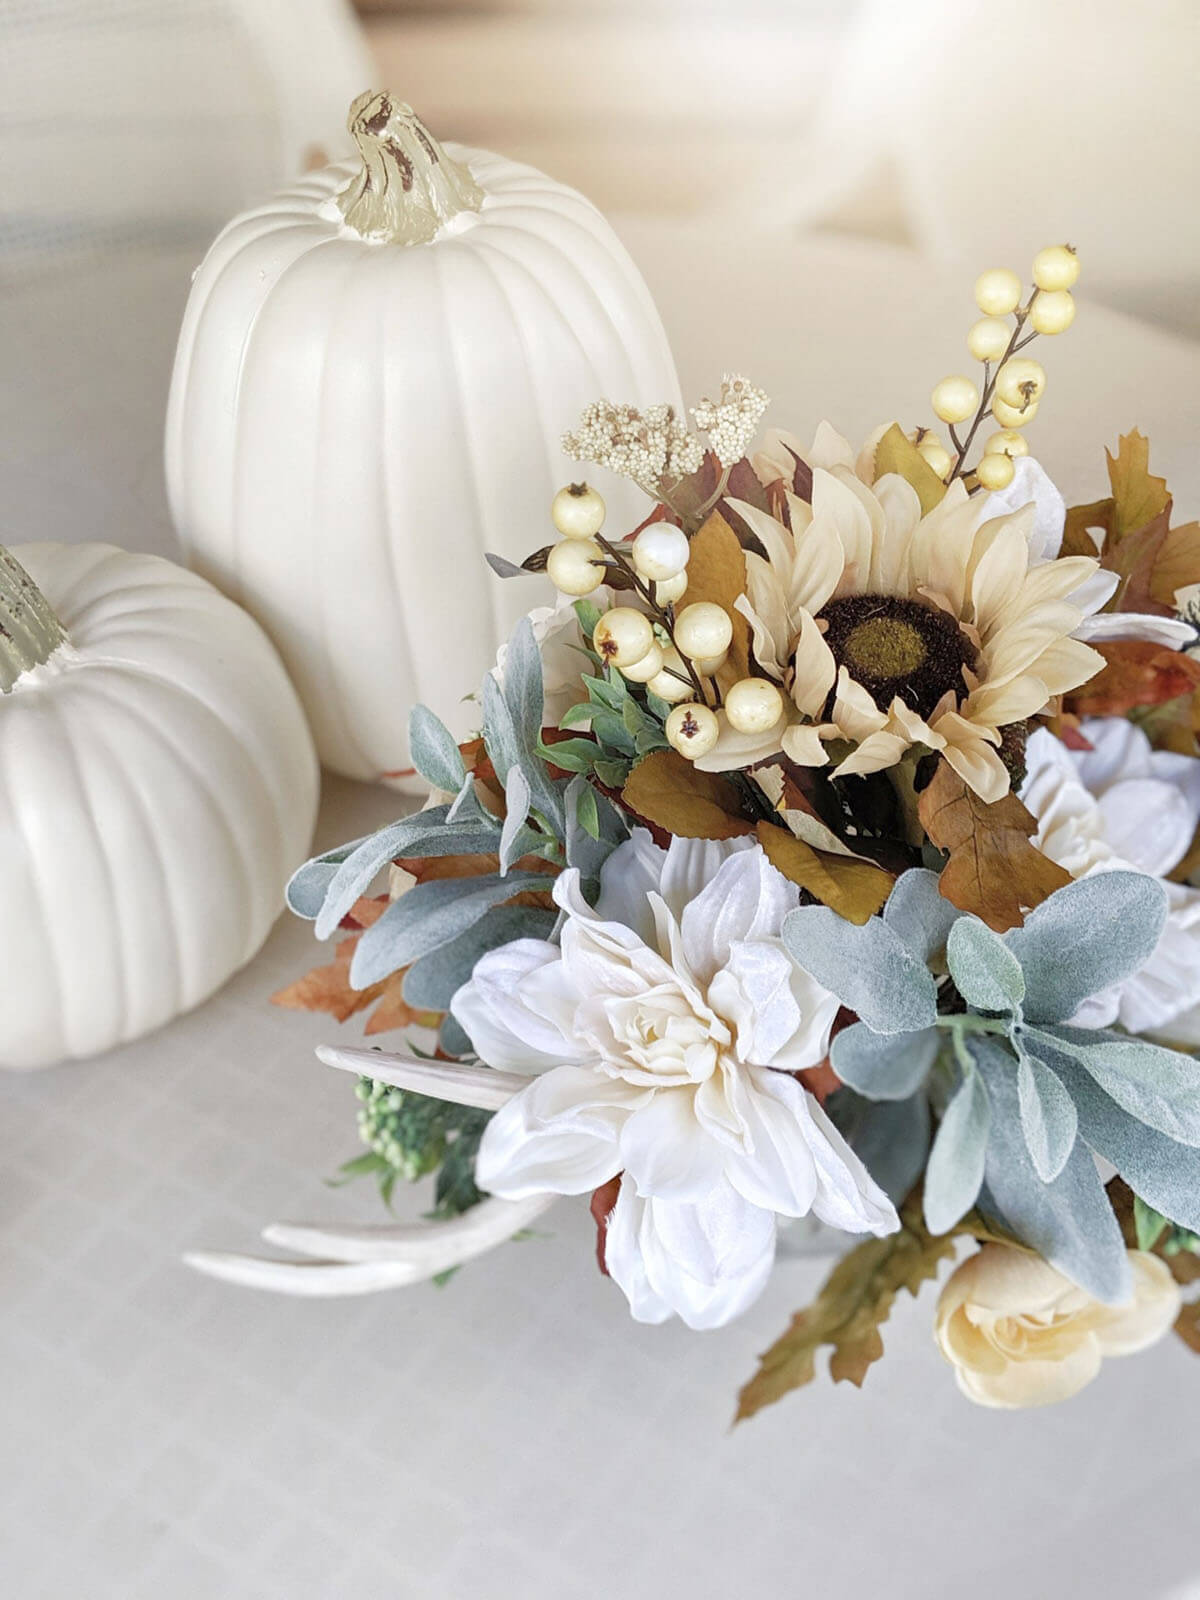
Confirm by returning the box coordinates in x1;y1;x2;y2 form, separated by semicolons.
3;228;1200;1600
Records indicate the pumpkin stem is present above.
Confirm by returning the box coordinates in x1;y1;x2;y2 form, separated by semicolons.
0;547;67;693
336;92;485;245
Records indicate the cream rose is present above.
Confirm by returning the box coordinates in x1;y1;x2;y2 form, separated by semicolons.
935;1243;1180;1408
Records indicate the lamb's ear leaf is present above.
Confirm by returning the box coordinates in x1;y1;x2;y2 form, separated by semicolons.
1043;1048;1200;1234
838;1093;931;1206
402;904;558;1012
946;918;1025;1013
350;872;551;988
882;868;962;966
1015;1045;1078;1182
975;1038;1132;1304
287;836;370;920
408;704;467;795
923;1067;990;1235
782;907;937;1034
499;767;532;875
830;1024;939;1101
1034;1024;1200;1148
1004;871;1167;1022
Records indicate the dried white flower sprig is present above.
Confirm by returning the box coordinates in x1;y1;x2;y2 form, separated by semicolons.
561;373;769;518
691;373;770;467
562;400;704;500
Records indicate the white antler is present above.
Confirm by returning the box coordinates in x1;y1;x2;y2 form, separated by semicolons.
185;1195;554;1296
316;1043;527;1109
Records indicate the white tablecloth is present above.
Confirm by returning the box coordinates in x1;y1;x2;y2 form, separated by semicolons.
3;228;1199;1600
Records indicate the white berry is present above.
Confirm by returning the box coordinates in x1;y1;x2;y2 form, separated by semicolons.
665;702;720;760
974;268;1023;317
646;647;695;702
620;641;664;683
976;452;1015;491
674;602;733;660
995;357;1046;408
632;522;690;582
1029;290;1075;335
552;482;606;539
966;317;1011;363
1032;244;1079;292
916;436;953;478
725;677;785;735
992;395;1039;428
652;571;689;605
693;649;729;677
931;376;980;425
593;606;655;669
546;537;605;596
983;429;1028;459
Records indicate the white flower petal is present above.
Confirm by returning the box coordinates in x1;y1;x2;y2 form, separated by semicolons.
474;1065;640;1197
451;940;583;1072
619;1090;727;1199
679;846;797;984
1075;610;1197;648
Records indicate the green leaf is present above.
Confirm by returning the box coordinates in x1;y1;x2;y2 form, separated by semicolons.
1134;1194;1169;1252
946;917;1025;1013
594;757;633;789
834;1092;931;1206
558;701;597;730
782;907;938;1034
581;672;627;712
536;737;600;773
830;1024;940;1101
1004;871;1167;1023
924;1065;990;1234
735;1198;955;1421
573;598;604;641
499;766;532;873
574;782;601;841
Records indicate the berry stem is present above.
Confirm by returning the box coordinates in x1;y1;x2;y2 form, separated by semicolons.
948;288;1042;484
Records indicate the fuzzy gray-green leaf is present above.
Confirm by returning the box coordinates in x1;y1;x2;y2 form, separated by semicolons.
402;904;557;1012
1004;871;1168;1023
1015;1044;1077;1181
882;868;962;967
830;1024;940;1101
782;907;938;1034
923;1065;990;1234
947;917;1025;1013
408;705;467;795
350;872;550;988
1033;1023;1200;1147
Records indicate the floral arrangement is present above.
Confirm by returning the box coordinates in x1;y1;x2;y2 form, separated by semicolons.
198;245;1200;1416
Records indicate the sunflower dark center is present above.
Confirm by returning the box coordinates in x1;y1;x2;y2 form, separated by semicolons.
819;594;975;718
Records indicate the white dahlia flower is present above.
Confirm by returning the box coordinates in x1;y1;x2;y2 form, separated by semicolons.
452;830;898;1330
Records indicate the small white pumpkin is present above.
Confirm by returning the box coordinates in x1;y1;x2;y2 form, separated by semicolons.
165;92;681;782
0;542;318;1070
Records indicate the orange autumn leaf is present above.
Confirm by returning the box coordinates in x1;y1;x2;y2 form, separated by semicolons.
917;758;1070;932
755;820;893;925
272;894;439;1034
1069;640;1200;718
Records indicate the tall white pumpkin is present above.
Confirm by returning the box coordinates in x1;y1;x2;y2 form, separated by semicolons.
165;93;681;782
0;542;318;1070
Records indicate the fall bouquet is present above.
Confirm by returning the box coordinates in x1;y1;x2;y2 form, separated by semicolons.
194;246;1200;1416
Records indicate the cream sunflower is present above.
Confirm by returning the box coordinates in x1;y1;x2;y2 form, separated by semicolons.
696;424;1108;802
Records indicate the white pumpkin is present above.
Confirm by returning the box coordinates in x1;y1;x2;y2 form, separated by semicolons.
0;541;318;1070
165;92;681;782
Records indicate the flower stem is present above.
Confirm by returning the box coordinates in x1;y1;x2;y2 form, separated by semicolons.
948;288;1042;484
0;547;67;694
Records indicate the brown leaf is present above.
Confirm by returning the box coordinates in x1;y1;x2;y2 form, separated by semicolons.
1107;429;1170;536
1068;640;1200;718
621;749;753;841
872;422;948;517
271;936;384;1024
917;757;1070;931
735;1196;954;1421
1105;506;1174;616
755;820;893;924
679;511;752;682
1151;520;1200;609
1175;1300;1200;1355
1060;498;1112;559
